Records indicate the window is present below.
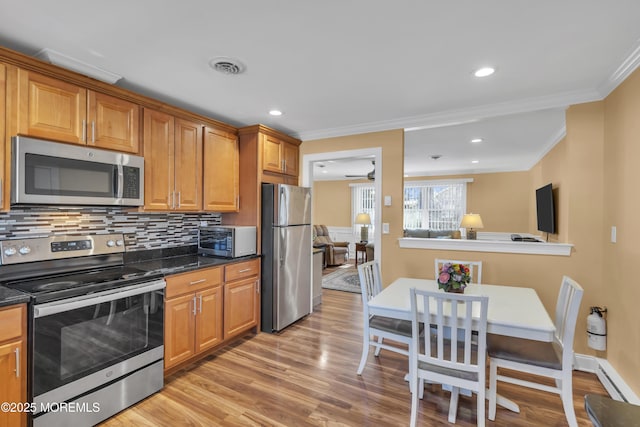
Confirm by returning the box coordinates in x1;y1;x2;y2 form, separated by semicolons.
403;179;471;230
351;183;375;237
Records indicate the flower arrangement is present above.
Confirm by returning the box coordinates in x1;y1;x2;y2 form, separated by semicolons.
437;263;471;293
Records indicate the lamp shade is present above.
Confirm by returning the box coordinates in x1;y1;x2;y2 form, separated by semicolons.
355;213;371;225
460;213;484;229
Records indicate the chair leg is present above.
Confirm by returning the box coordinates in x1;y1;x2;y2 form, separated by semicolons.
488;360;498;420
419;378;425;399
477;384;486;427
374;335;383;356
448;387;460;423
410;373;419;427
357;333;370;375
560;374;578;427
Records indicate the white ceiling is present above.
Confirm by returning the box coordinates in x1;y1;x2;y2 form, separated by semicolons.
1;1;639;178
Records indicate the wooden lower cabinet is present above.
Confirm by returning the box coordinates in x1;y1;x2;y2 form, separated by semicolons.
163;267;223;371
164;260;260;373
224;277;259;339
224;259;260;339
0;304;27;427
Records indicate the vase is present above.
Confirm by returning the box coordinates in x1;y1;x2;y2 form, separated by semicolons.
446;287;464;294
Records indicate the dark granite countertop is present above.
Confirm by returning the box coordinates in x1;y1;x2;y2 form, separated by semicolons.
128;253;260;277
0;285;31;308
0;246;259;307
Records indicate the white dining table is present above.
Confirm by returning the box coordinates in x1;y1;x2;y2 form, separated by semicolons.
368;277;556;412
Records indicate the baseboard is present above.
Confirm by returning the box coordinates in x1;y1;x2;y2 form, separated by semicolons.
574;353;640;404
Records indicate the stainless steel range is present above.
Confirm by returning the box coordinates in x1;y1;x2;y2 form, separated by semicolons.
0;234;165;427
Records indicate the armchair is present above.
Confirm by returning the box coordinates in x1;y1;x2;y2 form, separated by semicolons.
313;225;349;266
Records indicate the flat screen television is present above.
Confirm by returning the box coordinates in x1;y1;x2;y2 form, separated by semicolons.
536;183;556;234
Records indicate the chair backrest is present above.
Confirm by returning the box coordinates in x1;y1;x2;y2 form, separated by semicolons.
410;288;489;379
357;261;382;305
314;225;334;245
435;259;483;284
554;276;584;366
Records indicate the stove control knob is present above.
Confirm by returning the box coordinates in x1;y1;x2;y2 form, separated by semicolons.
106;240;116;247
116;239;124;247
4;246;17;257
19;246;31;255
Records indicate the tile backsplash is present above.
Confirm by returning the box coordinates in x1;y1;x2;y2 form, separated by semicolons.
0;207;221;251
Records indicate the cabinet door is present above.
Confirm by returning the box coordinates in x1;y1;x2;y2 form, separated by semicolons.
262;135;283;173
224;278;258;339
282;142;299;177
174;119;203;211
195;286;223;353
164;294;196;370
143;109;174;210
88;91;140;153
16;69;87;144
0;339;25;427
203;127;239;212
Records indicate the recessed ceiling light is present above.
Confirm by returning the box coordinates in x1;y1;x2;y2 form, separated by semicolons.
322;170;328;174
474;67;495;77
470;138;483;143
471;160;479;164
269;109;283;116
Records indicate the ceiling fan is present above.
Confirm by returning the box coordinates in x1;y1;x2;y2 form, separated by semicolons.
345;160;375;181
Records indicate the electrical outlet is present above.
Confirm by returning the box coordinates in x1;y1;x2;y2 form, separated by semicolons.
611;226;616;243
382;223;390;234
384;195;392;206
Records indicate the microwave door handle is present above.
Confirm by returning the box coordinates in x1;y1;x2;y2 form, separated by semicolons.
115;164;124;199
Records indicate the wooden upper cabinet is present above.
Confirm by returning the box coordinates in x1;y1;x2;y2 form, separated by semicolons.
143;109;205;211
282;141;299;177
88;91;140;153
16;69;87;144
143;109;175;211
174;119;203;211
203;126;239;212
15;69;140;153
260;134;299;177
262;135;283;173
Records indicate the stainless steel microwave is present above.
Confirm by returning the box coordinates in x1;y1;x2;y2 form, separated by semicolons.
11;136;144;206
198;226;257;258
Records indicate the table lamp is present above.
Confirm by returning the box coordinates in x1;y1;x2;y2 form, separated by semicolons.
460;213;484;240
355;213;371;242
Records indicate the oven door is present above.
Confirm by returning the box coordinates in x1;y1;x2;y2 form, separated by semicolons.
31;279;165;411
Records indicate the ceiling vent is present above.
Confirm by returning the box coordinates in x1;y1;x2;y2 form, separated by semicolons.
209;57;245;75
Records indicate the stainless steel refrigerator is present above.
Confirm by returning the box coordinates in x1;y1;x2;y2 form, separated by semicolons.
261;183;312;332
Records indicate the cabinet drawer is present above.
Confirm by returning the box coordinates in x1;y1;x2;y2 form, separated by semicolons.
0;305;25;342
165;267;223;299
225;259;260;282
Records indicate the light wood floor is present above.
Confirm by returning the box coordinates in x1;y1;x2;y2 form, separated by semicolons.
101;289;605;426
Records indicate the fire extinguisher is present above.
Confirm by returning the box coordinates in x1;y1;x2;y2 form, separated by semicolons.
587;306;607;351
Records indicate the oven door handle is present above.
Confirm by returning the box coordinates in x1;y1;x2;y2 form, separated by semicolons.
33;279;166;318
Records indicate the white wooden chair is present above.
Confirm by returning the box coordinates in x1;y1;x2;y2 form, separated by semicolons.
356;261;413;376
487;275;584;427
409;288;489;426
435;259;483;284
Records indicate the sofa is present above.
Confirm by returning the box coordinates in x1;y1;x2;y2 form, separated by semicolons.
403;229;461;239
313;225;349;266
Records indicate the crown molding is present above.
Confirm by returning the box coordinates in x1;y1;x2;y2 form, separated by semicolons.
597;38;640;98
297;38;640;142
296;89;599;141
524;124;567;170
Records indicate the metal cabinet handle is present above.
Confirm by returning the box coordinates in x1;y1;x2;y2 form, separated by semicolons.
82;119;87;142
189;279;207;285
14;348;20;378
192;296;197;316
177;192;181;208
199;295;203;313
91;121;96;142
238;268;251;273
